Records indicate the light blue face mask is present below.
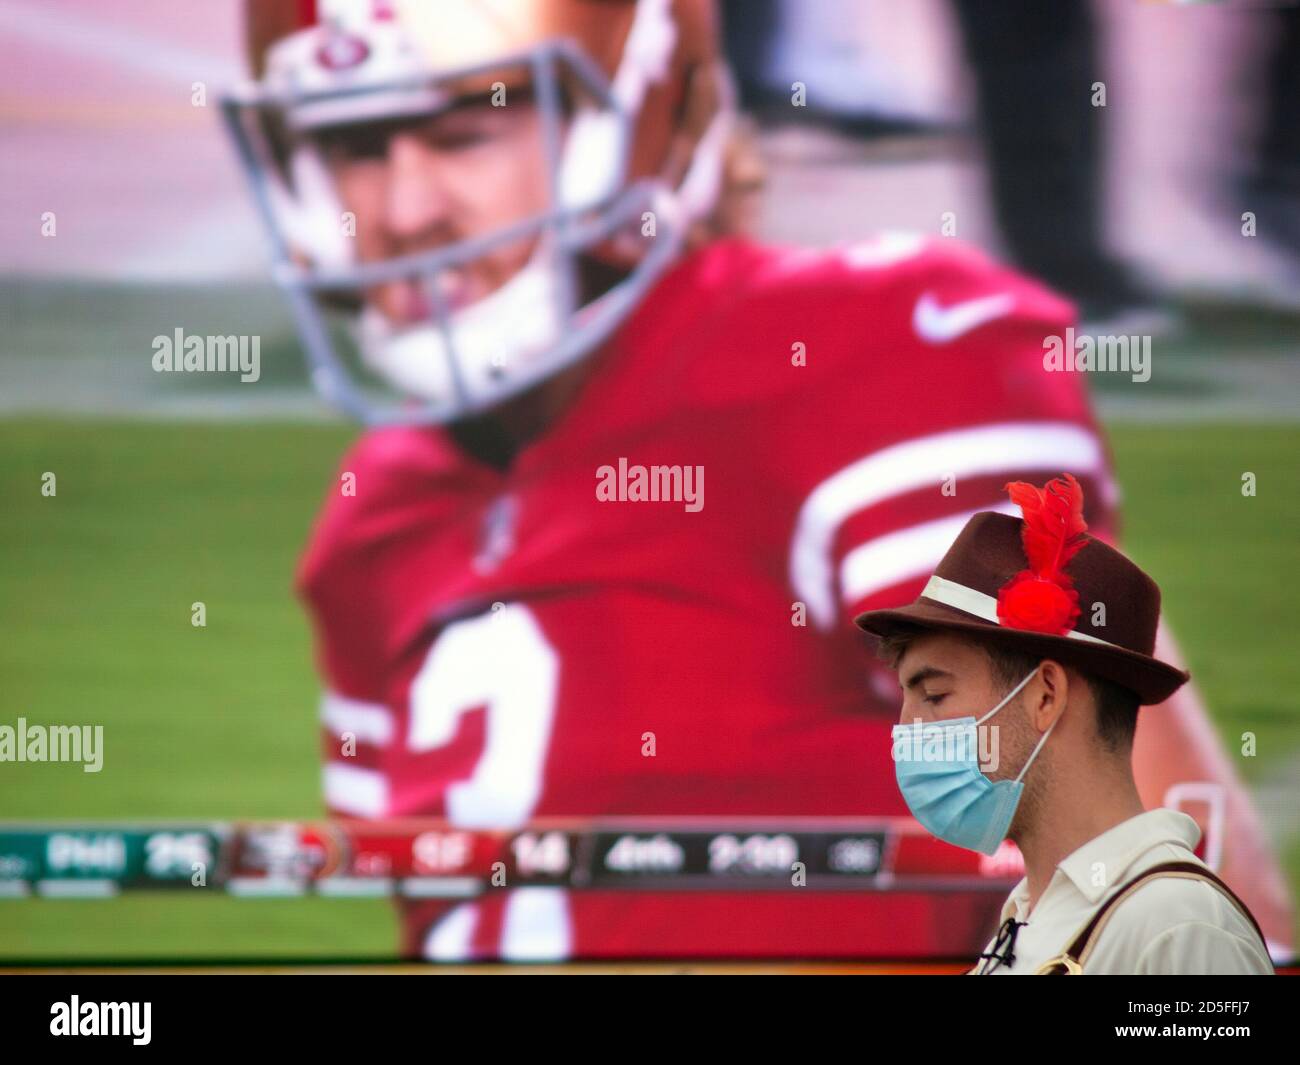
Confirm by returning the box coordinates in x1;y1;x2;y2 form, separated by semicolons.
891;670;1057;856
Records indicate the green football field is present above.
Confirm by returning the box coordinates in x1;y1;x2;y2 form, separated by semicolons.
0;418;1297;960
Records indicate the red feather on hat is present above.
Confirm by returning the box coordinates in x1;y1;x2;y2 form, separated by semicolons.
996;474;1090;635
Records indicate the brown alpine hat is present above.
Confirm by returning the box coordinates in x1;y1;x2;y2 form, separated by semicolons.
854;476;1190;705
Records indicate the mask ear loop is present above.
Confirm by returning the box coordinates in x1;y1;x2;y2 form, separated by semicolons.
976;668;1039;726
1011;670;1063;784
972;667;1058;782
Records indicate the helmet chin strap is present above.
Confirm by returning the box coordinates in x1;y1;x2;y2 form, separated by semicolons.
558;0;677;212
663;62;735;227
612;0;676;112
614;0;733;228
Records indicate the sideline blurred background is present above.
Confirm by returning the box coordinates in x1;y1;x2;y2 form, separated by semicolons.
1;0;1297;960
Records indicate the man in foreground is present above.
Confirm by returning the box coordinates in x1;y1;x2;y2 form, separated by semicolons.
859;475;1273;974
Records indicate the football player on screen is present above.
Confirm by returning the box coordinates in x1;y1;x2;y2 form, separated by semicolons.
222;0;1292;960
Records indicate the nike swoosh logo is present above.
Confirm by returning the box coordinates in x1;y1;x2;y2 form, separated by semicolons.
913;292;1016;343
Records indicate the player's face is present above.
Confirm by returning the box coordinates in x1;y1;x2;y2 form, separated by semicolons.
894;633;1011;727
311;93;549;327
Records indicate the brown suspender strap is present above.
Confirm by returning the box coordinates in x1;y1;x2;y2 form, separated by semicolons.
1037;861;1268;975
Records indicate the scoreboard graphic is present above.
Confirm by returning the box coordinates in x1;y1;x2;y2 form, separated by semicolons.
0;820;1022;900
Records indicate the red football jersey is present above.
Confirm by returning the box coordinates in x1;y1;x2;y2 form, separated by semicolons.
298;234;1117;959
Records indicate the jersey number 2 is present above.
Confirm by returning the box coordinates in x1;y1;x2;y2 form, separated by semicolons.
407;603;560;828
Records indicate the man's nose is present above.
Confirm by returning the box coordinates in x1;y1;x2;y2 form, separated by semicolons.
384;133;450;243
897;699;928;727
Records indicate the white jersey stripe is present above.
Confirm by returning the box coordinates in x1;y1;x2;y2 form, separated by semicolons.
839;503;1018;608
321;690;394;746
790;421;1106;629
323;762;389;817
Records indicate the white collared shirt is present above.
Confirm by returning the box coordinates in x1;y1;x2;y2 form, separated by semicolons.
971;808;1273;975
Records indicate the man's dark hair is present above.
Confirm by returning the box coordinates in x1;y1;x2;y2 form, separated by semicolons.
876;627;1140;752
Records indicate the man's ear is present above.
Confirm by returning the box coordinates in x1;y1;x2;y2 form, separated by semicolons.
1028;659;1070;730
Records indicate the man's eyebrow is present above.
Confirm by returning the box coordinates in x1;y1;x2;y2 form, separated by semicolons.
902;666;953;691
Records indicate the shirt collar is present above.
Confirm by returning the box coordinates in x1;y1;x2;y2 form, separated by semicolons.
1056;808;1202;903
996;808;1202;921
998;878;1031;924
